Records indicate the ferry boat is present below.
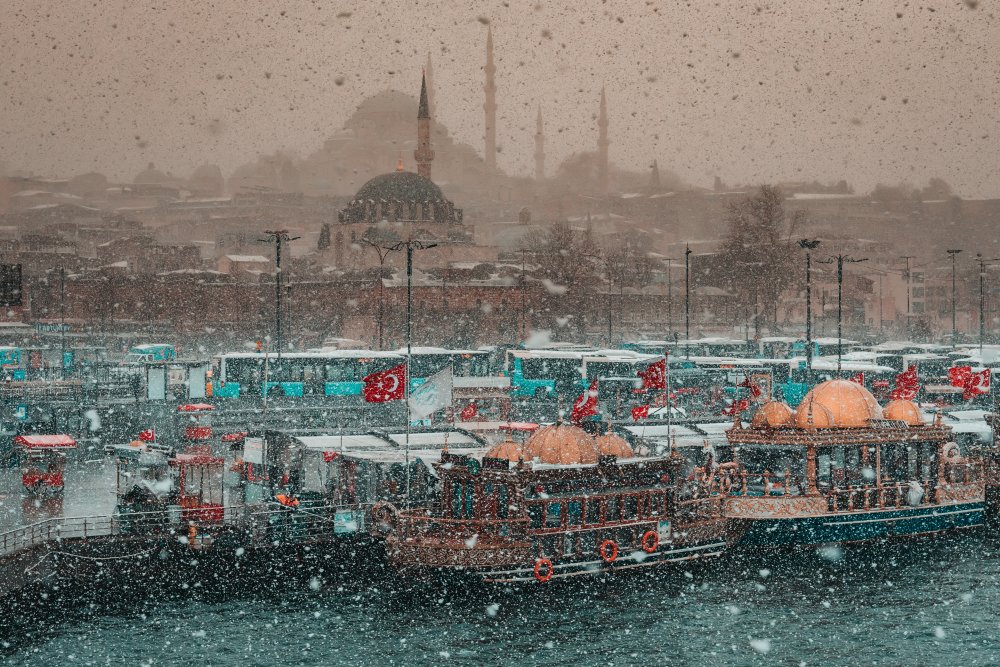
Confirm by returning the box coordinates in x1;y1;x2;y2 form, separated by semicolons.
384;423;728;584
718;379;984;547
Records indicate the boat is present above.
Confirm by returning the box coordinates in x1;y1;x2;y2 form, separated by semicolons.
384;422;728;584
718;379;985;547
15;434;77;497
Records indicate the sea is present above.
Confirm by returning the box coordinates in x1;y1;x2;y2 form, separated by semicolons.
2;534;1000;666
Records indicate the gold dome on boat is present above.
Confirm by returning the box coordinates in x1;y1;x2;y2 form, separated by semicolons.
751;401;795;428
883;399;923;426
485;439;525;463
524;424;599;465
794;379;883;429
594;432;634;458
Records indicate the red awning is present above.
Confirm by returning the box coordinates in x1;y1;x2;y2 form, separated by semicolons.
221;431;248;443
177;403;215;412
14;434;77;448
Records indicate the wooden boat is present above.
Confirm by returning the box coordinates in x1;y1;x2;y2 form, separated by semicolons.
384;423;728;584
717;379;984;547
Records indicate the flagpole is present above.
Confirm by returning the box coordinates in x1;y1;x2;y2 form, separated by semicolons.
664;348;672;457
404;242;412;512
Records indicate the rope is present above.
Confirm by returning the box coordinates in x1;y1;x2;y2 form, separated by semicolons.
25;547;156;575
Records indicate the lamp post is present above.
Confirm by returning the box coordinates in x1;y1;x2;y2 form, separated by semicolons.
798;239;821;371
684;244;692;358
362;237;397;350
261;230;300;359
947;249;962;346
818;253;868;375
900;255;914;337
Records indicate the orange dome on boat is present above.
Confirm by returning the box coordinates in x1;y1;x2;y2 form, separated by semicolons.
883;399;923;426
485;439;525;463
751;401;795;428
524;424;599;465
794;379;884;429
594;432;634;458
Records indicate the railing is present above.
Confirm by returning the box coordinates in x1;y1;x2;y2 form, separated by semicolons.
395;511;530;542
0;503;350;561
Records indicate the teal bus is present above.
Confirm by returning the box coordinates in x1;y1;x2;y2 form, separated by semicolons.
214;347;496;399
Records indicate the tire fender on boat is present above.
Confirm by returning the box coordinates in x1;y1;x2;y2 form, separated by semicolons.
599;539;618;563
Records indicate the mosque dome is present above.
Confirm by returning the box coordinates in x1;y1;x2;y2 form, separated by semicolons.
884;399;924;426
485;439;524;463
524;424;599;465
355;171;444;203
594;432;634;458
751;401;795;429
134;162;169;184
794;379;884;429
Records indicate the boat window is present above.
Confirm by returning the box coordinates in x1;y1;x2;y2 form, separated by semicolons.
451;482;463;518
563;533;575;557
623;495;638;520
528;503;544;529
739;446;806;496
586;499;600;525
497;485;510;519
580;530;596;555
566;500;583;526
545;502;561;528
605;497;620;523
465;484;475;518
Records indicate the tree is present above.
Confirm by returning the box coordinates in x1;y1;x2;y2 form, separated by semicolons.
719;185;797;332
317;223;331;250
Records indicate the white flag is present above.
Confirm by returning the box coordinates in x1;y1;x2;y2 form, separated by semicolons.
408;367;453;420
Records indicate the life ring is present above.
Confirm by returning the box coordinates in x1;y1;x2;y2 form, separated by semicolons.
599;539;618;563
641;530;659;554
942;442;961;461
369;501;399;536
533;557;554;583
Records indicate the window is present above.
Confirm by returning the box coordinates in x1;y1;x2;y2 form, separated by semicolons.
586;498;601;525
605;497;620;523
623;496;638;520
566;500;582;526
528;503;544;529
545;502;561;528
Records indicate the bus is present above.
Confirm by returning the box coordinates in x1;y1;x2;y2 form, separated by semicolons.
214;347;497;399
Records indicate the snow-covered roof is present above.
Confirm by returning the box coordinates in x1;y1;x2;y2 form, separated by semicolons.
225;254;269;263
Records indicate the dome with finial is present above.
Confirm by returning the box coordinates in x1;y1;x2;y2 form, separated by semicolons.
884;399;924;426
751;401;795;429
794;379;884;429
485;439;524;463
594;428;634;458
524;424;599;465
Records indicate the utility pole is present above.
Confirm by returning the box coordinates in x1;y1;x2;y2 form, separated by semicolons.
361;238;397;350
900;255;914;337
261;230;299;359
799;239;821;372
520;249;527;342
684;244;692;358
58;266;66;379
818;253;868;375
947;249;962;346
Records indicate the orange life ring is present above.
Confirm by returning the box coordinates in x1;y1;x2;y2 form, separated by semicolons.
599;539;618;563
533;557;554;583
641;530;659;554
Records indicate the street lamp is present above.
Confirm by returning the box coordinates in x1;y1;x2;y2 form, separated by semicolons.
684;244;692;358
798;239;821;371
361;237;397;350
260;230;300;359
900;255;914;337
818;253;867;375
947;249;962;346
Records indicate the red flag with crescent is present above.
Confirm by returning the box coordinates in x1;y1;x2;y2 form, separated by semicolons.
571;380;599;423
631;404;650;421
362;363;407;402
637;359;666;390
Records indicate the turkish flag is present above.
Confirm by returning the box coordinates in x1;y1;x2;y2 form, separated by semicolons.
722;398;750;416
631;404;650;421
138;428;156;442
571;380;599;423
460;401;478;420
849;372;865;386
362;363;407;402
963;368;991;401
637;359;666;390
949;366;973;388
737;376;762;399
890;365;920;401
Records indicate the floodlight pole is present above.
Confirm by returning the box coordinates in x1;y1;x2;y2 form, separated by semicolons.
818;253;867;375
798;239;821;372
262;230;300;360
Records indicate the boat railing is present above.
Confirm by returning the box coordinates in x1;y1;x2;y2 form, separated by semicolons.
827;479;940;512
394;510;530;542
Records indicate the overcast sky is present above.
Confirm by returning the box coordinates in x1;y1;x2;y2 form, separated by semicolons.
2;1;998;196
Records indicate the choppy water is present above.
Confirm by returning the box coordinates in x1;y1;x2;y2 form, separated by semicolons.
4;535;1000;666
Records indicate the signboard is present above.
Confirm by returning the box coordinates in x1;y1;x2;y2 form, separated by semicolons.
146;366;166;400
244;437;264;465
188;364;207;399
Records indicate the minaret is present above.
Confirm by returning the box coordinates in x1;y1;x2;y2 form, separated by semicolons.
597;85;609;195
425;52;435;118
483;27;497;172
534;105;545;181
650;159;661;189
414;72;434;180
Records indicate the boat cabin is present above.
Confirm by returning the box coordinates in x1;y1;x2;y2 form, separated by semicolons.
15;434;77;497
171;453;225;523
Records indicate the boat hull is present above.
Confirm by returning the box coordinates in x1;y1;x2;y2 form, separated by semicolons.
730;500;983;547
